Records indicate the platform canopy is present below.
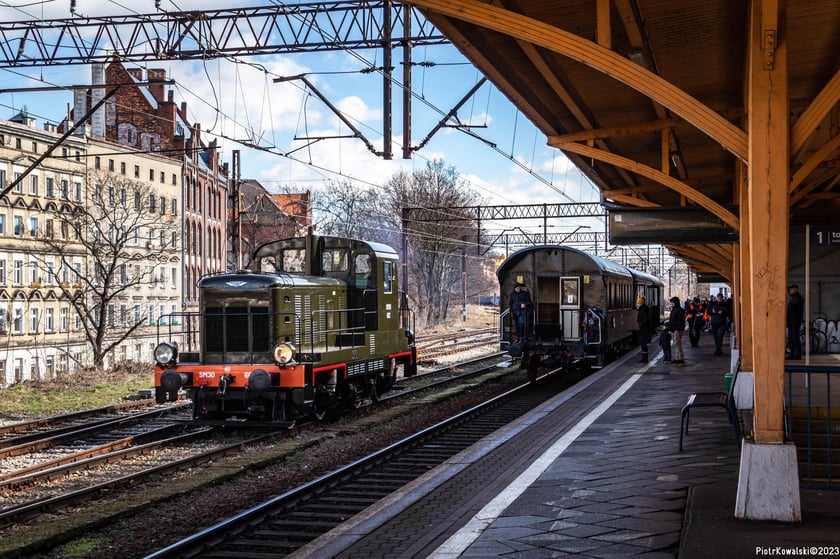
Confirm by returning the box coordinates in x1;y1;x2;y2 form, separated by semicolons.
403;0;840;281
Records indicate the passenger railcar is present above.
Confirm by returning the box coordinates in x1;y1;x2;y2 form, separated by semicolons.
497;245;662;375
153;232;417;425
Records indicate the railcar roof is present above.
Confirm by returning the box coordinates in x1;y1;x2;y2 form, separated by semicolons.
497;244;636;280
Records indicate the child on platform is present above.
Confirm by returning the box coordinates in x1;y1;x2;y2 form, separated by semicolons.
659;322;672;363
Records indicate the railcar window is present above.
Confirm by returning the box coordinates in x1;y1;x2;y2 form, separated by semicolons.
283;249;306;273
251;307;270;352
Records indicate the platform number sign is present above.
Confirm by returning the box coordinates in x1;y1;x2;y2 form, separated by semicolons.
811;226;840;246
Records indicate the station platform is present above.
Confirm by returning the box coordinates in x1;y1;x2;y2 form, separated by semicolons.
291;339;840;558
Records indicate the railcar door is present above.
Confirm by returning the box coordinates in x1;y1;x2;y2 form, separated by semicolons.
560;277;582;340
535;276;581;340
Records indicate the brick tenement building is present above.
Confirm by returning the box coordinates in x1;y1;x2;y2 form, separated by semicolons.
94;60;228;310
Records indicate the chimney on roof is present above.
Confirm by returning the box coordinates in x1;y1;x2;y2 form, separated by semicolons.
126;68;143;81
147;69;166;101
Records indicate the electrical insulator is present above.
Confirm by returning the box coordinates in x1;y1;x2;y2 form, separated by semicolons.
70;0;76;14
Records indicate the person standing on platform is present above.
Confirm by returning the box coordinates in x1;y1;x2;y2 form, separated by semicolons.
709;293;728;356
668;297;686;364
687;297;705;347
636;296;651;363
787;284;805;359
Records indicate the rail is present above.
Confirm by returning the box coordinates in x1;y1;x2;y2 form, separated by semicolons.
784;365;840;489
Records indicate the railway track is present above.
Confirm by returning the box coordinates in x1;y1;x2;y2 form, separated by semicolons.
143;370;563;558
0;352;514;546
416;328;498;361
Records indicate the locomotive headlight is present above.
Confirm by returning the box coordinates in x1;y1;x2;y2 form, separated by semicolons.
154;342;178;367
273;342;296;366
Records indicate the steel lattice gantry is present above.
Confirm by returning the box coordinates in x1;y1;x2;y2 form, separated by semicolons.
0;2;447;66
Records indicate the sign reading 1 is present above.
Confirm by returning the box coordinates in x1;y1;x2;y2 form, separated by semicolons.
811;226;840;246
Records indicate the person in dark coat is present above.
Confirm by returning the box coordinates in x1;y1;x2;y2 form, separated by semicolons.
786;284;805;359
668;296;687;364
636;296;651;363
508;282;531;342
709;293;728;356
686;297;705;347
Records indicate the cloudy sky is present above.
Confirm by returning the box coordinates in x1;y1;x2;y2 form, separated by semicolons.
0;0;604;239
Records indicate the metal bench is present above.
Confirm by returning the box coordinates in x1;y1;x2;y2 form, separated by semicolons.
679;367;742;451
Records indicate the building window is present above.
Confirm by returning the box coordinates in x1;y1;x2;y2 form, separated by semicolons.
160;171;165;183
74;181;82;201
29;175;38;196
13;216;23;237
60;179;69;199
13;260;22;285
0;259;5;284
46;356;55;379
108;159;115;172
160;196;166;215
28;217;38;237
14;137;21;149
120;161;126;175
134;165;140;178
120;304;127;326
46;219;53;238
149;194;156;213
0;215;5;236
95;156;101;169
12;173;22;193
30;308;39;333
46;308;54;332
31;141;37;153
13;358;22;382
46;177;55;197
134;304;141;325
172;173;177;185
149;169;155;181
12;308;23;334
60;307;68;331
0;170;5;189
171;198;177;216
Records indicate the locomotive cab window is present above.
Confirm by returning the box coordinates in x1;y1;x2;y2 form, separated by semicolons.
355;253;373;289
383;261;393;294
259;256;277;273
322;249;348;273
283;249;306;273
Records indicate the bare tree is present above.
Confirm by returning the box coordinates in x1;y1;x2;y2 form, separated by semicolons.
38;169;179;367
310;179;384;239
381;160;481;326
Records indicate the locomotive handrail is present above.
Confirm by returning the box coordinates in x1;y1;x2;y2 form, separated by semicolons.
309;307;367;351
499;308;510;342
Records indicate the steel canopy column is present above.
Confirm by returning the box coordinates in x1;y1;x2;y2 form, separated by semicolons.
737;0;800;522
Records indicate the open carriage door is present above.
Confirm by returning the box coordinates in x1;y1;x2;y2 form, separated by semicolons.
560;277;581;340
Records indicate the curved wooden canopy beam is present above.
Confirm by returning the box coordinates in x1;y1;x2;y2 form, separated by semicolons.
405;0;748;162
791;69;840;156
671;244;733;280
789;133;840;195
552;140;739;229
